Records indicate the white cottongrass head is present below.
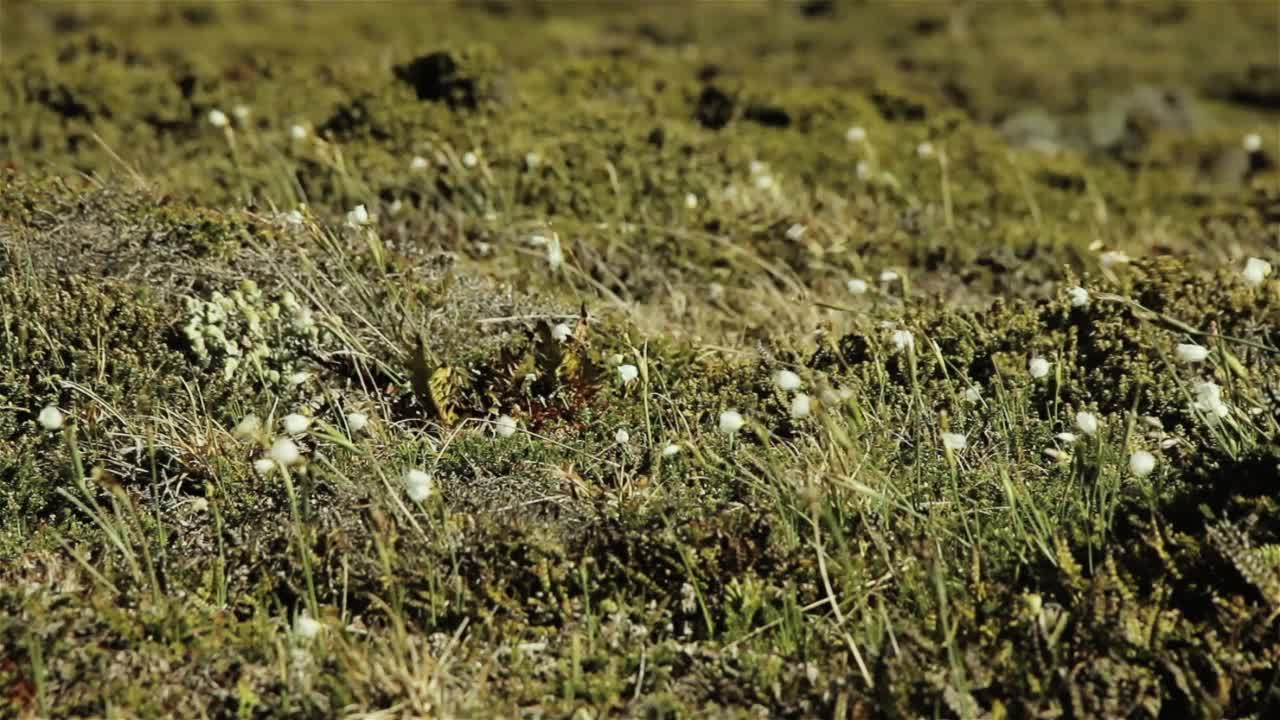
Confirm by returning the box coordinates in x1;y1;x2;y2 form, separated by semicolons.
916;141;935;158
462;151;478;168
293;614;322;640
1099;250;1131;269
685;192;698;209
346;204;370;228
410;155;429;171
1028;356;1051;379
290;124;308;141
37;406;64;431
345;412;369;434
775;369;802;392
1055;432;1077;444
879;269;900;284
963;386;982;403
1128;450;1156;478
208;109;229;128
235;414;262;438
1067;286;1089;308
1242;257;1272;287
1174;343;1209;364
1243;133;1262;153
615;428;630;444
785;224;806;241
1193;381;1230;420
618;364;639;384
269;438;302;467
283;413;311;435
551;322;572;343
662;443;682;457
1075;411;1099;436
790;393;812;419
232;105;250;121
846;278;868;295
856;160;871;181
404;469;434;502
718;409;745;436
287;371;311;387
846;126;867;143
253;457;276;475
546;232;564;271
941;432;967;451
891;329;915;353
494;414;518;438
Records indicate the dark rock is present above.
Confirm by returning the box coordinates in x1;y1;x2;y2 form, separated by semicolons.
696;85;734;130
394;52;479;109
744;104;791;129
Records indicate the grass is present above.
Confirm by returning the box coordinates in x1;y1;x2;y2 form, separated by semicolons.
2;2;1280;717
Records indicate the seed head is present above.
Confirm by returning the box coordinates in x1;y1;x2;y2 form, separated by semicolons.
345;412;369;433
1128;450;1156;478
1243;257;1272;287
615;428;630;444
293;614;321;640
618;364;639;384
551;323;572;342
790;393;812;419
1075;411;1099;436
269;438;302;466
283;413;311;435
1067;286;1089;308
404;469;434;502
846;278;868;295
37;406;64;431
1174;343;1209;363
846;126;867;143
891;329;915;353
494;414;518;438
1028;357;1051;379
718;409;745;436
941;432;967;451
208;109;229;128
775;370;802;392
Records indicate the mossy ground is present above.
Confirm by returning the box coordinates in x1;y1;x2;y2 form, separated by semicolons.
3;2;1280;717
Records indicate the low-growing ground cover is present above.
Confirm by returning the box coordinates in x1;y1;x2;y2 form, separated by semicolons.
2;2;1279;717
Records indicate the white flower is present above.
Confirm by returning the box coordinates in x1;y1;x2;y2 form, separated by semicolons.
388;199;403;216
1100;250;1130;269
254;457;276;475
708;282;725;302
879;269;900;284
551;323;572;342
1043;448;1070;463
615;428;630;444
410;155;429;171
345;412;368;433
754;174;774;190
37;406;64;431
494;414;518;438
1174;343;1209;363
546;233;564;271
1193;381;1230;419
846;126;866;143
964;386;982;403
1243;257;1272;287
1067;286;1089;308
283;414;311;435
856;161;871;181
749;160;767;175
235;414;262;437
916;141;935;158
685;193;698;209
290;124;308;141
525;151;541;168
1128;450;1156;477
846;278;868;295
1028;356;1051;379
718;409;745;436
287;371;311;386
785;224;806;241
941;432;966;451
269;438;302;466
232;105;250;121
404;469;434;502
775;370;802;392
294;614;321;640
891;329;915;353
284;209;304;225
1075;411;1099;436
790;393;811;419
346;204;370;227
208;109;229;128
1055;432;1077;444
462;151;478;168
618;364;639;384
1244;133;1263;153
662;443;682;457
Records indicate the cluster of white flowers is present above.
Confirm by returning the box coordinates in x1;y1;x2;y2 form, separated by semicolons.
891;329;915;353
208;109;229;128
1192;381;1230;421
1028;356;1051;380
1067;286;1089;308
